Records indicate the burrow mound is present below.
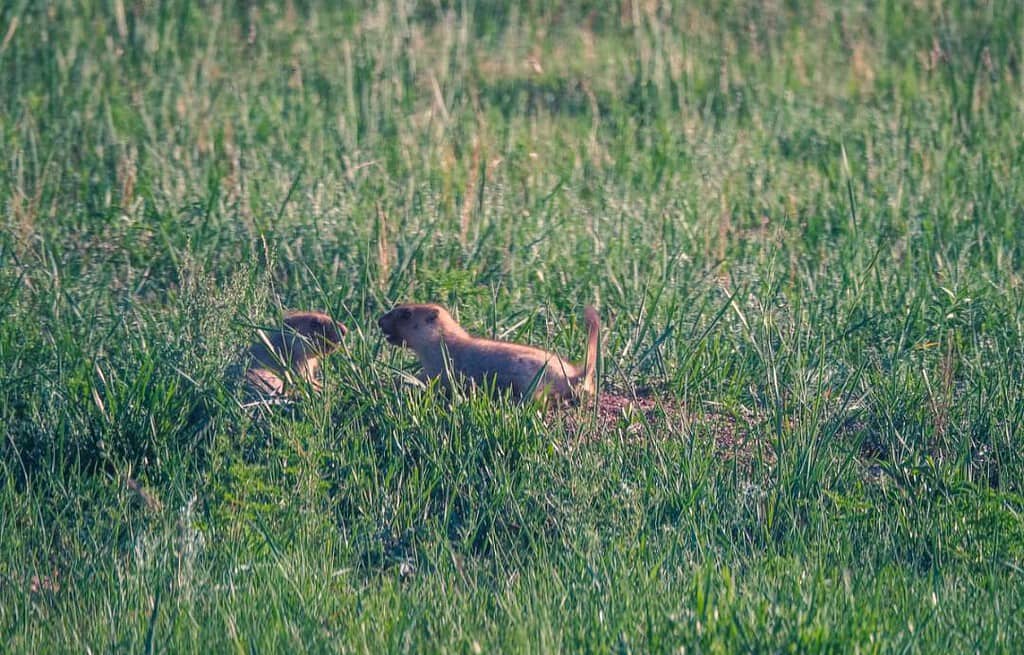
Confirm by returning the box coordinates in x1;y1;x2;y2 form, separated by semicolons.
558;390;771;465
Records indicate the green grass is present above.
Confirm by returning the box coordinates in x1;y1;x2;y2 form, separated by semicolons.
2;0;1024;652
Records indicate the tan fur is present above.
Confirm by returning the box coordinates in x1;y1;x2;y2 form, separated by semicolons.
378;303;599;402
243;311;347;396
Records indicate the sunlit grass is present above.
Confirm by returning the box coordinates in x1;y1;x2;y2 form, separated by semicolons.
1;1;1023;652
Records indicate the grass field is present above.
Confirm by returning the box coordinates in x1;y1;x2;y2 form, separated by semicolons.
2;1;1024;652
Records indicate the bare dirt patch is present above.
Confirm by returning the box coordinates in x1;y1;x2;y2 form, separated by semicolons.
561;390;771;465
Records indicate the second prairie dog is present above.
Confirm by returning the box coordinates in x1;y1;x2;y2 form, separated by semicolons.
244;311;347;396
377;303;599;402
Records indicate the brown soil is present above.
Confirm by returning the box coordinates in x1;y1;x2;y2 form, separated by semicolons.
560;390;772;465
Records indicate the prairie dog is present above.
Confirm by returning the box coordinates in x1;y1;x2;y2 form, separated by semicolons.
377;303;599;402
243;311;347;396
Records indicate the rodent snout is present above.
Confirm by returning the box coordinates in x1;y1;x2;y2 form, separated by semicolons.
377;312;404;345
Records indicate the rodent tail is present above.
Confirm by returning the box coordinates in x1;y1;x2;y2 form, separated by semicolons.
578;305;600;394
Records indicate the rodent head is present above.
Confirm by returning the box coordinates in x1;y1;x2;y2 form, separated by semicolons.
283;311;347;355
377;303;459;349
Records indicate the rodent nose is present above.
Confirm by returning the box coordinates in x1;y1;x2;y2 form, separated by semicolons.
336;322;348;336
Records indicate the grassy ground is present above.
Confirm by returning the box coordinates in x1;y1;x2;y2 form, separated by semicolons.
2;1;1023;652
